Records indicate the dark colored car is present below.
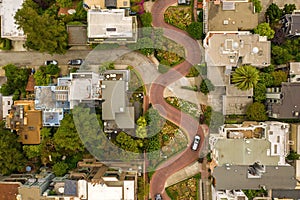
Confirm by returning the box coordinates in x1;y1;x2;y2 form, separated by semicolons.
45;60;58;65
155;194;162;200
68;59;83;65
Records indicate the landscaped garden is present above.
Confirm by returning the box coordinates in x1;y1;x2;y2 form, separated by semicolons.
165;96;201;119
166;174;201;200
164;6;193;31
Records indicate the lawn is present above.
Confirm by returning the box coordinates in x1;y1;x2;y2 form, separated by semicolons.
164;6;193;31
165;96;201;119
166;174;200;200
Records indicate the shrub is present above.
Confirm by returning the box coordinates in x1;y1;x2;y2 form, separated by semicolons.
187;22;203;40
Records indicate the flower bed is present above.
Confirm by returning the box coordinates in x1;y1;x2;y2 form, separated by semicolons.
164;6;193;31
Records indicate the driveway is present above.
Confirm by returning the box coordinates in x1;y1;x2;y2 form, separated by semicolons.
149;0;205;199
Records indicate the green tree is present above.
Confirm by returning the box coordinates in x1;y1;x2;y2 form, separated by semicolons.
187;22;203;40
73;0;87;21
54;114;85;156
271;46;293;65
266;3;282;23
259;72;274;87
115;132;140;153
246;102;268;121
140;12;152;27
253;83;266;102
99;61;115;73
145;107;164;137
283;4;296;15
231;65;260;91
0;123;25;175
252;0;262;13
271;71;287;86
254;23;275;39
200;78;215;95
15;0;68;54
287;150;300;160
136;116;147;139
23;145;41;159
56;0;72;8
52;161;69;176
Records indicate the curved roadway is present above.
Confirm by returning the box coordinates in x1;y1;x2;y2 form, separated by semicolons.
149;0;205;199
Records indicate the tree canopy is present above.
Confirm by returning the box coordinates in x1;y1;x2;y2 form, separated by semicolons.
231;65;260;91
0;123;25;175
199;78;215;95
271;71;287;86
254;23;275;39
271;46;293;65
140;12;152;27
252;0;262;13
187;22;203;40
15;0;68;54
265;3;282;23
283;4;296;15
246;102;268;121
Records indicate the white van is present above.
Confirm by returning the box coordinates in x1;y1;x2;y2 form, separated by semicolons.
192;135;201;151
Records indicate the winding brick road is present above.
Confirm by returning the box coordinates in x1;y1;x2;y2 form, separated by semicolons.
149;0;205;199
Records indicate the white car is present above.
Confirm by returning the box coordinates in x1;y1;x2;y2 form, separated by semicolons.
191;135;201;151
45;60;58;65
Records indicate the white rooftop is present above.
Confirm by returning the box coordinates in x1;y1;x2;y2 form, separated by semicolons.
0;0;25;40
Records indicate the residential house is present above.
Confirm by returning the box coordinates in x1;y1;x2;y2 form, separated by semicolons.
204;0;258;33
281;10;300;38
204;31;270;115
0;95;12;120
289;62;300;83
210;121;296;191
84;0;130;9
6;100;42;144
34;77;70;126
266;82;300;119
68;71;135;130
87;9;137;44
0;0;26;40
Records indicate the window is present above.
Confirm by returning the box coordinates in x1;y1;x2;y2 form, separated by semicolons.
274;144;277;154
24;135;28;140
7;101;10;105
107;28;116;32
269;131;273;135
28;126;35;131
123;1;127;6
277;136;280;143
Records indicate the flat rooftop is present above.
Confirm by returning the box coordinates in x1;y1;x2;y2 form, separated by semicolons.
205;32;270;67
87;9;133;39
0;0;25;39
214;138;279;165
84;0;130;8
207;1;258;32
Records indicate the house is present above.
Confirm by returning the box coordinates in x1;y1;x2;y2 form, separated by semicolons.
0;95;12;120
266;82;300;119
205;0;258;33
68;71;135;130
0;182;21;200
87;9;137;44
289;62;300;83
67;25;88;46
34;77;70;126
6;100;42;144
210;121;296;191
204;31;270;115
0;0;26;40
281;10;300;38
84;0;130;9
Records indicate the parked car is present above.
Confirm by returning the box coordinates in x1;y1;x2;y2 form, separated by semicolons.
45;60;58;65
155;194;162;200
68;59;83;65
191;135;201;151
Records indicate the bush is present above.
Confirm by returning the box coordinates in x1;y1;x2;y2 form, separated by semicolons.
158;64;170;74
246;102;268;121
140;12;152;27
52;161;69;176
187;22;203;40
200;78;214;95
181;85;198;91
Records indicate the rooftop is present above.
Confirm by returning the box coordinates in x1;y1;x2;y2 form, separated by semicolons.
84;0;130;9
282;11;300;37
205;32;271;67
267;82;300;119
207;1;258;32
213;165;296;190
0;183;21;200
0;0;25;40
67;25;88;46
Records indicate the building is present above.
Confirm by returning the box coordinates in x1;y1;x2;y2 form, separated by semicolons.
84;0;130;9
281;10;300;38
34;77;70;126
0;95;12;120
212;189;248;200
266;82;300;119
87;9;137;44
289;62;300;83
68;71;134;130
205;0;258;33
0;0;26;40
210;121;296;191
0;182;21;200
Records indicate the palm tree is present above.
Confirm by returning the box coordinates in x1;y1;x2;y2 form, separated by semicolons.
231;65;260;90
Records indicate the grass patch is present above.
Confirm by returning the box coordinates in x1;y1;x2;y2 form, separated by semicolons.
164;6;193;31
128;66;145;93
92;43;120;50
